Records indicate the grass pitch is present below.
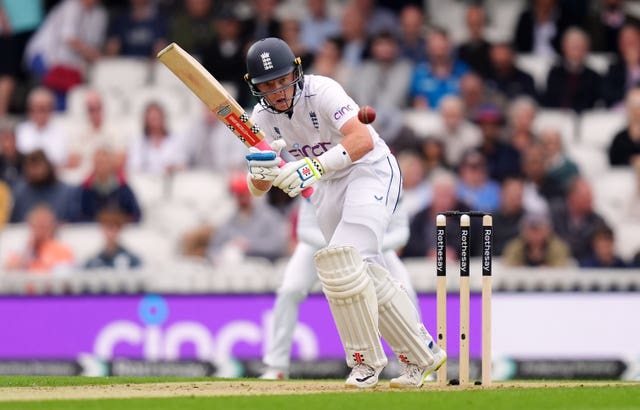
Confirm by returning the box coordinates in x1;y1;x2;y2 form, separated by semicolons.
0;377;637;410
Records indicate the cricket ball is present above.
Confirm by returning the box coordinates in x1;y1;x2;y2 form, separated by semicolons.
358;105;376;124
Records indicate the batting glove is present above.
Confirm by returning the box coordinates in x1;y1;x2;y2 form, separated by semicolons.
273;157;325;197
245;139;286;182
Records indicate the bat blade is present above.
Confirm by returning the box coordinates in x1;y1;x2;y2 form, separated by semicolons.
157;42;313;197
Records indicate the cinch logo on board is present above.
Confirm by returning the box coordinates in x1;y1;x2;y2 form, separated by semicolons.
92;295;318;362
333;104;353;120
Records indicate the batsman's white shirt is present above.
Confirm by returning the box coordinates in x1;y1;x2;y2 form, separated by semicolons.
250;74;401;262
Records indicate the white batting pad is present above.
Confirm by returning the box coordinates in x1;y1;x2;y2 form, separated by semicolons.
368;263;438;368
315;246;388;369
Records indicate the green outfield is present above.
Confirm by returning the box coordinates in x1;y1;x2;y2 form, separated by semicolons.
0;377;638;410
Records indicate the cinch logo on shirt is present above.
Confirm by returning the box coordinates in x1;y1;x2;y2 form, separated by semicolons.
289;141;332;158
333;104;353;120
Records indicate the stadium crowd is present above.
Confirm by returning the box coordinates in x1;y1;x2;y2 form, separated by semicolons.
1;0;640;276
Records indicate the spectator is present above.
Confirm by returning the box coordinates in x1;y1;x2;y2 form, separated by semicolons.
409;27;469;109
474;104;521;182
15;87;69;167
181;104;247;172
456;150;501;213
459;72;505;121
419;136;448;177
0;119;24;189
396;150;431;222
127;102;186;175
542;27;602;113
308;36;351;86
457;4;492;78
608;87;640;166
278;13;314;71
579;223;630;268
201;7;249;107
299;0;340;53
492;176;527;255
584;0;636;53
207;173;289;263
337;3;369;68
539;127;579;196
75;146;141;223
105;0;168;58
66;89;128;182
4;204;75;274
24;0;107;108
168;0;216;56
602;24;640;108
85;207;142;270
507;96;538;154
514;0;570;56
502;210;572;267
403;171;472;258
486;42;538;101
0;0;43;115
241;0;281;44
434;95;481;168
397;4;427;64
520;143;555;212
550;176;607;263
352;0;398;37
347;31;412;111
10;149;76;223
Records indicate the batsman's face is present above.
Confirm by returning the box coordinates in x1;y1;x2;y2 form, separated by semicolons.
256;72;297;112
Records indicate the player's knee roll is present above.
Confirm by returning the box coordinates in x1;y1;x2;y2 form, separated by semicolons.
314;246;370;296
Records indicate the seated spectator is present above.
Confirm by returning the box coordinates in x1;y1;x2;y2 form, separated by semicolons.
493;176;527;255
279;13;314;71
507;96;538;154
207;173;289;264
457;4;492;78
105;0;168;58
459;72;506;121
168;0;216;56
75;146;141;223
347;31;412;110
550;176;607;263
602;24;640;108
15;87;69;167
85;207;142;270
403;171;473;258
542;27;602;113
502;211;572;267
579;223;630;268
410;27;469;109
337;4;369;68
514;0;570;56
0;0;43;115
584;0;637;53
608;87;640;166
201;7;249;107
435;95;481;168
308;36;351;86
182;104;247;172
0;119;24;189
474;104;521;182
299;0;340;54
419;136;448;178
520;143;555;212
127;102;186;175
456;150;501;212
396;150;431;222
240;0;281;44
353;0;398;37
24;0;107;109
397;4;427;64
66;89;128;182
4;204;75;274
539;127;579;195
486;43;537;101
10;149;76;223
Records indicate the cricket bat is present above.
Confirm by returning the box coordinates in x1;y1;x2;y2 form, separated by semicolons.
156;42;312;198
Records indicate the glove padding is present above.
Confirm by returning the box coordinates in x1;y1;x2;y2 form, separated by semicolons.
245;139;286;181
273;157;324;197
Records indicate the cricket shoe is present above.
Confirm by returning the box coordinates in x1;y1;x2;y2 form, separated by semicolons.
344;363;384;389
389;348;447;388
259;367;289;380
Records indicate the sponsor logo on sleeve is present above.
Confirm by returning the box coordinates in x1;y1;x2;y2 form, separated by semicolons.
333;104;353;120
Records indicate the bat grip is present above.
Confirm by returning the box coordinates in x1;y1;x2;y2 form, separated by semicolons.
254;140;314;198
